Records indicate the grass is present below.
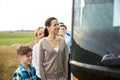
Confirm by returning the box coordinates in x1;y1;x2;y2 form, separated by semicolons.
0;44;20;80
0;31;37;80
0;31;35;45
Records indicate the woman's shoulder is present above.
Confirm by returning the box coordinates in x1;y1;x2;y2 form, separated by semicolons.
59;37;66;43
39;38;48;46
39;37;46;43
33;43;39;48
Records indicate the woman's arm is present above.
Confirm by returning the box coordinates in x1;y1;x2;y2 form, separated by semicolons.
64;41;68;80
38;40;46;80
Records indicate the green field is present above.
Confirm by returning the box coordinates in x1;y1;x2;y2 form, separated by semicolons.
0;31;36;80
0;31;35;45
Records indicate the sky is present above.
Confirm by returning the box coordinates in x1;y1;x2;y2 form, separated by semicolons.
0;0;72;31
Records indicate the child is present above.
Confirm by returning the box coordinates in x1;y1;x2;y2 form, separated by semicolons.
12;45;37;80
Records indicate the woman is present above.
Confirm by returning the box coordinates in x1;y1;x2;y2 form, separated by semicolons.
32;27;44;80
38;17;68;80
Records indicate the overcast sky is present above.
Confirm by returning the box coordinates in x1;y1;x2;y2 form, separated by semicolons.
0;0;72;31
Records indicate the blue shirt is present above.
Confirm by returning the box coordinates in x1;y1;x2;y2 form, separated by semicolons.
12;64;37;80
65;31;71;54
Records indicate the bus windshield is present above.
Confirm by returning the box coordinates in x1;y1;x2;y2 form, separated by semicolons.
72;0;120;65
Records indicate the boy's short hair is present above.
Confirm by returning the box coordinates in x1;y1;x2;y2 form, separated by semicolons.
16;45;32;55
59;24;67;30
59;22;64;25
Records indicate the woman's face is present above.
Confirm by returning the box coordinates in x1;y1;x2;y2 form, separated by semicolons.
48;19;59;35
36;28;44;39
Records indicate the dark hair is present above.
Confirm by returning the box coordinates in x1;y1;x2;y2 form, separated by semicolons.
59;22;64;25
59;24;67;30
16;45;32;55
44;17;57;37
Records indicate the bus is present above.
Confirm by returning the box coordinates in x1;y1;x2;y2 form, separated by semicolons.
70;0;120;80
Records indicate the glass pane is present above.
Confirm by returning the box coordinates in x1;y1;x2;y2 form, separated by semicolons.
72;0;120;65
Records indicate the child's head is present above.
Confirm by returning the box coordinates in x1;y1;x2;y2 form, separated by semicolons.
16;45;33;65
59;24;67;35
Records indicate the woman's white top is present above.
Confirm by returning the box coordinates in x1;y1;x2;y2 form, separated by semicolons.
32;43;41;78
54;47;58;52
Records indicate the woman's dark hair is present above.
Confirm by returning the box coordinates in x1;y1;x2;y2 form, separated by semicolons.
44;17;57;37
44;28;49;37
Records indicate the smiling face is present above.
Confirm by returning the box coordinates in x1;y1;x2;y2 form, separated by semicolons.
36;28;44;39
59;26;67;35
19;51;32;66
47;19;59;35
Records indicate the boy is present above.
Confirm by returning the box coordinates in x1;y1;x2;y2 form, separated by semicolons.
12;45;37;80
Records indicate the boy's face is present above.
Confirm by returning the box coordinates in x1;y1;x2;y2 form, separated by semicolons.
19;52;32;65
58;30;64;38
59;27;67;35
